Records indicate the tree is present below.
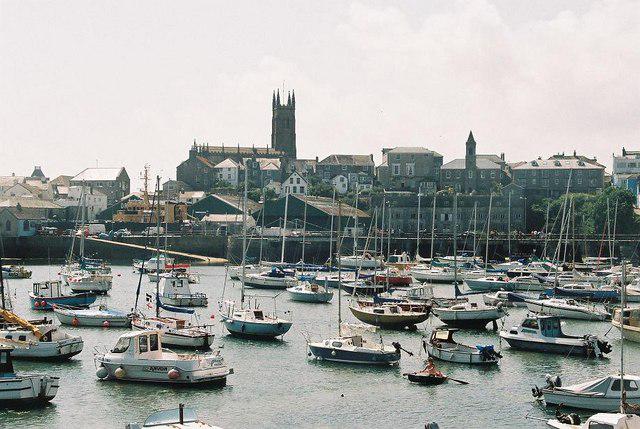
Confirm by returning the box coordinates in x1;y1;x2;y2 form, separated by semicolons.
308;181;334;197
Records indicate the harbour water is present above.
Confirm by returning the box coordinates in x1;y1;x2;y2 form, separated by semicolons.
1;264;637;428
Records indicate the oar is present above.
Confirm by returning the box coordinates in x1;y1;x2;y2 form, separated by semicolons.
446;377;469;385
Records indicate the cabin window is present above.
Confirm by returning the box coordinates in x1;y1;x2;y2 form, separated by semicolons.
587;423;614;429
331;341;343;348
139;335;148;353
521;319;539;330
5;335;12;339
149;334;159;351
18;335;26;341
112;337;130;353
611;379;639;391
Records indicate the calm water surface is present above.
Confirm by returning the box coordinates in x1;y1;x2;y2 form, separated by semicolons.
1;265;637;428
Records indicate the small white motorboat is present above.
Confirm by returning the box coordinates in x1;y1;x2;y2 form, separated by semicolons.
287;281;333;303
0;346;59;407
546;412;640;429
95;330;232;386
499;315;611;358
525;298;611;321
126;404;222;429
241;268;299;290
349;302;429;329
0;311;84;360
431;301;507;329
534;374;640;412
132;315;214;350
338;254;383;269
67;270;113;294
133;255;174;274
227;264;260;281
159;273;208;307
53;304;132;327
410;266;459;283
424;327;501;365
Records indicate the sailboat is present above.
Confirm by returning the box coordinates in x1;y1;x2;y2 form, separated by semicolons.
219;167;293;339
132;176;214;349
307;201;401;365
0;346;60;407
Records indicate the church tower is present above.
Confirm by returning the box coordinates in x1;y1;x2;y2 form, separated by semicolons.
465;131;477;193
271;89;297;159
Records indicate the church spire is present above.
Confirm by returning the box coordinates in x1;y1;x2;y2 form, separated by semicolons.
272;91;276;108
276;89;280;105
287;91;291;105
291;90;295;107
467;130;475;144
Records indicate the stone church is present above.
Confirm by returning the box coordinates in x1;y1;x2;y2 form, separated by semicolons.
176;89;297;191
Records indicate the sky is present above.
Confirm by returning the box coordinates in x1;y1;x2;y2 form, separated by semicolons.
1;0;638;190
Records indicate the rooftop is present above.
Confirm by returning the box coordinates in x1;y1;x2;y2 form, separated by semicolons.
384;147;443;157
0;196;62;210
213;194;261;213
302;195;369;218
213;158;241;169
441;158;502;170
0;206;50;220
512;159;605;170
72;167;126;182
318;154;374;166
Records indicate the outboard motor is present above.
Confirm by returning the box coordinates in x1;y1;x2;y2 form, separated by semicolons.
555;409;581;425
545;374;562;388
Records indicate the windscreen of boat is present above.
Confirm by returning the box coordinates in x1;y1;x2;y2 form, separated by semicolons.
540;318;561;337
111;336;131;353
143;408;198;426
610;379;639;391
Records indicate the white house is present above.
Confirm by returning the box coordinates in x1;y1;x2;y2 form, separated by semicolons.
178;190;206;205
281;172;307;196
213;158;241;187
331;175;348;194
57;186;107;221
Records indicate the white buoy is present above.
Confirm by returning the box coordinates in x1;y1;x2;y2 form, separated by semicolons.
114;367;126;379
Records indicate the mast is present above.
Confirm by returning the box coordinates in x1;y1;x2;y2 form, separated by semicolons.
380;196;386;265
472;201;477;259
280;191;289;264
571;197;576;266
542;201;551;259
301;192;308;268
0;252;5;310
453;193;458;293
612;199;618;268
155;176;161;317
485;193;493;273
386;201;391;264
353;186;359;257
430;194;436;266
416;186;422;260
507;191;511;258
328;189;336;266
79;187;86;260
241;166;248;304
606;198;611;266
258;187;265;264
337;201;342;336
620;258;627;413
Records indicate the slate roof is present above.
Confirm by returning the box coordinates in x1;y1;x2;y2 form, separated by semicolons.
318;154;374;166
511;159;605;170
0;196;62;209
213;158;241;169
0;206;49;220
385;147;443;157
213;194;261;213
303;195;369;218
72;167;126;182
440;158;502;170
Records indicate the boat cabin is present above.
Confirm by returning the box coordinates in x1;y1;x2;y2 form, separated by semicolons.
430;328;459;344
32;281;64;298
387;253;410;265
111;330;163;359
159;274;192;295
406;286;433;300
513;316;563;337
0;346;15;375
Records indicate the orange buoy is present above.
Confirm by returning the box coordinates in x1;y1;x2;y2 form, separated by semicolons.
168;368;180;380
72;317;80;327
34;301;40;308
41;301;47;308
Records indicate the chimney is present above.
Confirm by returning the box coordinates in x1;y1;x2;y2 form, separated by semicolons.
500;153;505;161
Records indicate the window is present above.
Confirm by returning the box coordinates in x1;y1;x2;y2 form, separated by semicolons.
610;379;639;391
23;220;30;230
111;337;130;353
490;171;496;179
392;164;401;176
292;186;297;193
480;171;485;179
555;178;559;185
5;220;10;231
468;170;473;179
299;186;305;194
296;178;300;184
149;334;159;351
139;335;148;353
406;163;415;176
446;171;451;179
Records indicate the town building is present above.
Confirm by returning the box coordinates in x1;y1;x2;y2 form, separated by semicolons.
70;167;130;205
317;154;375;191
332;175;349;194
0;197;64;236
162;180;192;200
377;147;443;193
612;148;640;205
188;194;260;220
176;89;297;191
282;172;307;195
178;191;206;205
511;157;605;199
439;132;508;194
212;158;241;187
55;186;108;221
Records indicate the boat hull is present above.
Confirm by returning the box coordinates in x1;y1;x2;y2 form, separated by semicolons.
500;336;591;357
160;295;208;307
29;293;97;311
425;343;499;365
0;375;59;407
349;306;429;329
96;359;231;386
220;316;292;339
308;343;400;365
406;373;447;385
525;300;609;321
543;391;640;412
287;290;333;303
5;338;84;360
54;310;131;328
131;322;214;349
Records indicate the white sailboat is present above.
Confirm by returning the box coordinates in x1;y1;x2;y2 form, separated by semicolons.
0;346;60;407
525;298;611;321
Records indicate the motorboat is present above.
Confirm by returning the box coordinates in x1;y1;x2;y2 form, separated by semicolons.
147;264;193;283
159;273;208;307
67;270;113;294
29;280;97;310
1;265;32;279
53;304;132;328
507;261;559;278
341;280;386;296
287;281;333;303
227;264;261;281
499;315;611;358
466;275;548;292
95;330;232;386
0;311;83;360
385;252;414;270
126;404;221;429
339;253;383;269
543;284;620;302
431;301;507;329
410;266;459;283
133;255;174;274
241;268;299;290
374;269;412;287
349;302;429;329
525;298;611;321
0;346;59;407
132;314;214;350
612;307;640;343
483;291;532;307
535;374;640;412
219;300;292;339
307;323;401;365
546;413;640;429
423;327;501;365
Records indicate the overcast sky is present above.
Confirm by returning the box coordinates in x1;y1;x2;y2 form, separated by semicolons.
1;0;638;190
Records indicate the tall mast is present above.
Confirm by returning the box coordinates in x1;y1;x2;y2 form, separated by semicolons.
380;196;386;265
507;192;511;258
353;187;359;257
79;187;86;260
542;201;551;259
453;193;458;292
430;194;436;266
337;201;342;336
485;193;493;273
416;186;422;260
386;201;391;263
606;198;611;266
612;199;618;268
620;259;627;413
280;192;289;263
301;192;308;268
571;198;576;266
472;201;477;259
0;253;5;310
155;176;161;317
241;166;248;304
328;189;336;266
258;187;265;264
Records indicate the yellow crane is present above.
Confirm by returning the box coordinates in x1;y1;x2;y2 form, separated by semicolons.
0;309;43;340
